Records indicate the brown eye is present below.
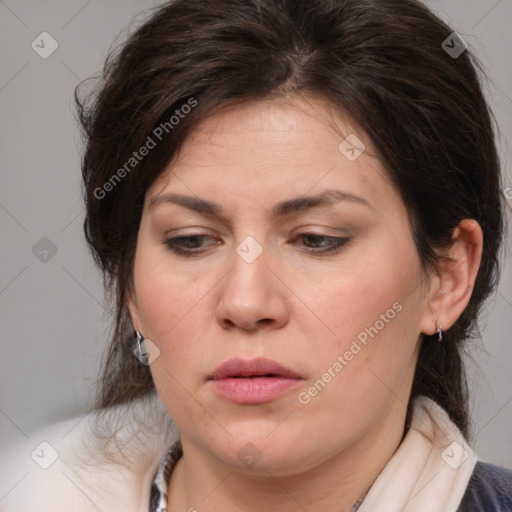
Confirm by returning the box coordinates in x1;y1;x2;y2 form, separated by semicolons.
164;235;217;255
293;234;350;255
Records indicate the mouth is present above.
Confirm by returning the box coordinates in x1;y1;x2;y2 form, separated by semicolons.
208;357;302;381
229;374;280;378
208;357;303;404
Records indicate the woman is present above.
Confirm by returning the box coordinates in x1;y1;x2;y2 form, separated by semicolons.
2;0;511;510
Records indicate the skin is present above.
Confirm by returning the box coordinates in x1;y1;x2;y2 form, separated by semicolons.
127;95;483;512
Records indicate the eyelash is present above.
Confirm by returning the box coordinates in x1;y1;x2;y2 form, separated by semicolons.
163;234;350;256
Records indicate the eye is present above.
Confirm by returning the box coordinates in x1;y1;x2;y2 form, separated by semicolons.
163;233;350;257
293;234;350;255
164;235;217;256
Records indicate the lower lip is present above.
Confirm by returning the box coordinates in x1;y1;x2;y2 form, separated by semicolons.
209;377;302;404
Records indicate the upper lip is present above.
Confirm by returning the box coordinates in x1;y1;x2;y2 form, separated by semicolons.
209;357;301;380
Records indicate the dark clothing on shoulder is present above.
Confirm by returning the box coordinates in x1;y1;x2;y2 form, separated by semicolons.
458;461;512;511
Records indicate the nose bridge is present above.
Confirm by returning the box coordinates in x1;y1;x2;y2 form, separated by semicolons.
226;234;270;303
216;234;288;331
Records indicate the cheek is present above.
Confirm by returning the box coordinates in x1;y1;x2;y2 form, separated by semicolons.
132;254;212;424
304;247;421;349
299;259;424;409
294;242;426;410
130;254;208;389
133;242;199;335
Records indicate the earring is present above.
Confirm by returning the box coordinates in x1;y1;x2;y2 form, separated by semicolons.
436;325;445;341
133;330;150;365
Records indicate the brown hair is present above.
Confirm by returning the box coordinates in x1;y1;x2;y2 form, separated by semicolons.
77;0;505;441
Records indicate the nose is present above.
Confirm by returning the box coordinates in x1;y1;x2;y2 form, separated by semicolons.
215;243;289;333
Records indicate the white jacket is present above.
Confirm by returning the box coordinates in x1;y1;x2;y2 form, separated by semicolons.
0;393;178;512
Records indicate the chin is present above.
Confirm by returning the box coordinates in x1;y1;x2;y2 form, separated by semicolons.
202;432;321;476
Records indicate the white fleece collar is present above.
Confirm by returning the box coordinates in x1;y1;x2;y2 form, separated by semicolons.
358;396;477;512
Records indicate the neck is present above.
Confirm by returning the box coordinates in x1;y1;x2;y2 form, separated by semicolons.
167;400;408;512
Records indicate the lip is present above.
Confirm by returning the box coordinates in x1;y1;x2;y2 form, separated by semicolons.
208;357;303;404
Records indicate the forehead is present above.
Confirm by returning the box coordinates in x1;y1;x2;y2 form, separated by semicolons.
146;96;399;216
170;96;370;165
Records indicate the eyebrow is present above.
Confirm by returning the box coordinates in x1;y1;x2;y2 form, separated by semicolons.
148;189;373;218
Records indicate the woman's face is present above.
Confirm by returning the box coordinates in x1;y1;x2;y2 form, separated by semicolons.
128;96;435;475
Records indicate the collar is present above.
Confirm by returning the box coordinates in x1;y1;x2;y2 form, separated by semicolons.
148;396;473;511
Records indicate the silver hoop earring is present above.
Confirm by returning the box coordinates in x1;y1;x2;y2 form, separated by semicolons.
436;325;445;341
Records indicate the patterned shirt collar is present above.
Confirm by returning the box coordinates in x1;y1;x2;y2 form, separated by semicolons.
149;439;370;511
149;439;183;512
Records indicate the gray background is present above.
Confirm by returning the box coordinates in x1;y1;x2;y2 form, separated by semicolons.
1;0;511;488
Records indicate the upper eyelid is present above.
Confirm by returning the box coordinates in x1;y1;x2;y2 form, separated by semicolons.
165;231;346;239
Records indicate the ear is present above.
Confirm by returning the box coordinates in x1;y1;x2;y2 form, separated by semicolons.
420;219;483;336
126;281;142;333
